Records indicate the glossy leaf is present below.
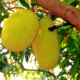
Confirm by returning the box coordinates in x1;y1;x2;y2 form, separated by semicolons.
31;1;37;6
36;13;44;19
19;0;30;9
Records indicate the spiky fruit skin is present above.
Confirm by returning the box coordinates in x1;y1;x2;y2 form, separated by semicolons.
1;9;39;52
32;17;60;69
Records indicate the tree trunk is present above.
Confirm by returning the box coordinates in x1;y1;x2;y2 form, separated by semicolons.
32;0;80;32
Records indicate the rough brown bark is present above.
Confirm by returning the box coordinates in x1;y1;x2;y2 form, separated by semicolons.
32;0;80;32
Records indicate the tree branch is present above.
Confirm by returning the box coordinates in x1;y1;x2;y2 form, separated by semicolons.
0;0;18;5
0;7;24;13
7;62;56;78
24;68;56;78
32;0;80;32
37;9;54;15
19;62;56;78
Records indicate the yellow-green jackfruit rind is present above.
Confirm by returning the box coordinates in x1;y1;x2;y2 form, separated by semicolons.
1;9;39;52
32;17;60;69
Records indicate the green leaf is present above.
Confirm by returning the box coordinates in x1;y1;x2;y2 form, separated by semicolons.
59;76;67;80
77;74;80;80
0;13;2;17
0;5;5;11
74;42;80;54
0;56;8;72
0;15;8;23
31;1;37;6
0;5;9;15
71;33;78;40
0;57;7;64
51;16;58;20
36;13;44;19
25;50;29;62
11;51;17;60
3;67;9;76
59;58;68;68
63;0;74;4
60;45;69;53
60;25;71;30
70;1;78;6
56;71;67;79
71;56;79;77
20;51;25;64
67;37;76;56
19;0;30;9
0;5;9;23
27;45;33;53
0;51;9;56
0;0;3;2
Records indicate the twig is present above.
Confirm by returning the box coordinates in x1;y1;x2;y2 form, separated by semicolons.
0;47;5;52
59;30;68;44
59;28;73;44
0;7;24;13
60;26;73;35
7;71;23;74
48;22;73;32
7;61;56;78
5;6;15;12
0;51;25;67
18;62;25;71
7;66;56;78
24;68;56;78
56;22;72;28
0;0;18;5
37;9;54;15
0;51;56;78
